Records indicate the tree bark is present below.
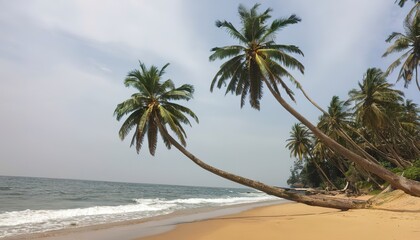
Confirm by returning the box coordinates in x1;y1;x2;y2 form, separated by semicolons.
262;78;420;197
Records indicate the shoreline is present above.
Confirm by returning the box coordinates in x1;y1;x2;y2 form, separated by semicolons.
139;191;420;240
2;200;285;240
4;190;420;240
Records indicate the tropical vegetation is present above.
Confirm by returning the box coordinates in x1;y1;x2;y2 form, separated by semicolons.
287;68;420;193
115;61;366;210
209;3;420;196
115;2;420;210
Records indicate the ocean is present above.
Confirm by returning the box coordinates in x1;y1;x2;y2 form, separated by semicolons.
0;176;278;238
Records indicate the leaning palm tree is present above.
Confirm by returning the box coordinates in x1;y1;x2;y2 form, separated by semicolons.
114;62;199;155
383;3;420;91
115;61;367;210
210;3;420;196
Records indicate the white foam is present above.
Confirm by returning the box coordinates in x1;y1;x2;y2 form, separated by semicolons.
0;201;175;227
132;192;278;207
0;193;278;238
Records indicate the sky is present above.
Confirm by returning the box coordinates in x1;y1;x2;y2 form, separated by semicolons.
0;0;418;188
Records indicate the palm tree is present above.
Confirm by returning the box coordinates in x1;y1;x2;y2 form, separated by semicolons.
348;68;411;168
286;123;336;189
114;62;199;155
286;124;313;161
209;4;304;110
318;96;354;144
383;3;420;91
399;99;420;134
115;61;367;210
398;100;420;158
319;96;386;189
210;3;420;196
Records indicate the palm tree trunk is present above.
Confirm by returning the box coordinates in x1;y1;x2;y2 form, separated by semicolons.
416;65;420;91
262;78;420;197
157;124;368;210
336;129;380;165
348;126;404;166
307;152;337;190
293;80;328;115
378;132;411;168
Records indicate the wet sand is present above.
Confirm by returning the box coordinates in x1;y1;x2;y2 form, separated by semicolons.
4;200;284;240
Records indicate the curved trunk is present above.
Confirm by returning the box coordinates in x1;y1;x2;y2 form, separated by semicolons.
262;78;420;197
336;129;380;165
295;83;328;115
349;126;405;167
378;132;410;168
159;130;367;210
416;64;420;91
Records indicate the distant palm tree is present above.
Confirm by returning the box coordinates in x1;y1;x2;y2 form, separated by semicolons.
318;96;354;142
210;3;420;196
115;62;367;210
396;99;420;158
399;100;420;133
286;123;336;189
286;124;313;161
383;3;420;91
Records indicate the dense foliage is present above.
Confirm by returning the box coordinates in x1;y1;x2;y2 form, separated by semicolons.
287;2;419;192
287;70;420;192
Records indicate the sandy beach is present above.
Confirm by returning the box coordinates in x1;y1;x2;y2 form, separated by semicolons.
140;190;420;240
5;190;420;240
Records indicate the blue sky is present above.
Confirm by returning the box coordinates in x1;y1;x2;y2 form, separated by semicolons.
0;0;418;187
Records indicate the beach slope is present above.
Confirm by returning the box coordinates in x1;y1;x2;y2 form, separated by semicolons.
140;190;420;240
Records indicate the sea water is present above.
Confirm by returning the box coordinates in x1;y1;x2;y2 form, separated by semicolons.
0;176;278;238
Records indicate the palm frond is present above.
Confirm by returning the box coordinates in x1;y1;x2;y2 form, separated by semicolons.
210;55;245;91
248;60;263;109
118;109;143;140
383;38;411;57
215;20;248;43
209;46;244;61
147;118;158;156
259;48;304;73
265;44;304;56
165;102;199;124
260;15;301;42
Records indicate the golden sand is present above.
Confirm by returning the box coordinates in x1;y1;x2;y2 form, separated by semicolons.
140;190;420;240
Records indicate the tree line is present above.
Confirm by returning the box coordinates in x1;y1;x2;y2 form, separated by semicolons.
287;68;419;193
